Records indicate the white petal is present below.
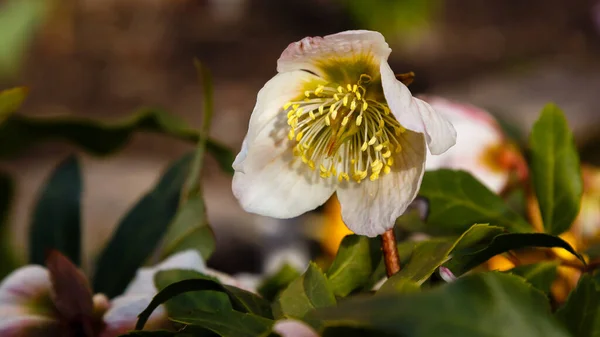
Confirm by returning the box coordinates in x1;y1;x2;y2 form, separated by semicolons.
234;71;323;172
233;112;336;218
101;294;169;337
123;250;205;295
273;319;319;337
277;30;391;77
337;131;426;237
0;266;53;308
423;96;508;193
380;62;456;155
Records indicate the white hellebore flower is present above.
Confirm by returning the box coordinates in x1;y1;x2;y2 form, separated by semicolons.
233;30;456;237
421;96;520;194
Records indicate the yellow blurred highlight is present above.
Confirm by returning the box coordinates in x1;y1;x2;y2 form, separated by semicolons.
321;195;352;256
487;255;515;271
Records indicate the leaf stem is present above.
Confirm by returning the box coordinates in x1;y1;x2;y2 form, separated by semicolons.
381;229;400;277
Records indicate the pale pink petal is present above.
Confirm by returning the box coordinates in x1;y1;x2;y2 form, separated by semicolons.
123;250;205;296
233;112;336;218
277;30;391;77
101;295;169;337
337;131;426;237
0;266;52;307
380;62;456;155
273;319;319;337
422;96;508;193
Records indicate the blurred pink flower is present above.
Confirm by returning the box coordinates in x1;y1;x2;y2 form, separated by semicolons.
273;319;319;337
420;96;525;194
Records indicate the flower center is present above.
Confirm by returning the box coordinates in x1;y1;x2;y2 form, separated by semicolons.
284;74;406;183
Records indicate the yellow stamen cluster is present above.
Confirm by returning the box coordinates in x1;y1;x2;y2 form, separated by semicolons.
284;74;406;183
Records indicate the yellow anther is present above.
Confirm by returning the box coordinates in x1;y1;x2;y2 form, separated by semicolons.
308;160;316;170
395;144;402;153
315;85;324;95
284;102;293;110
382;150;392;158
337;86;344;93
351;159;356;164
361;142;368;152
325;115;331;126
371;159;382;169
342;116;349;126
378;119;385;129
309;111;316;120
318;105;324;114
334;94;340;101
347;84;352;91
288;129;295;140
374;144;384;152
387;157;394;166
320;164;328;173
356;91;362;100
343;95;349;106
350;99;357;110
368;136;377;145
303;142;310;149
375;130;383;137
287;110;295;118
301;155;309;164
362;101;368;111
342;173;350;181
296;131;304;142
352;84;358;92
331;109;338;120
293;104;300;110
383;106;390;115
383;166;391;175
296;108;303;117
369;173;380;181
356;115;363;126
305;90;311;97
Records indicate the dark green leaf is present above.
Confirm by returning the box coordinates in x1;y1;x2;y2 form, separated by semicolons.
0;87;28;122
171;311;273;337
380;224;503;291
30;155;82;265
323;326;396;337
506;262;558;294
313;272;571;337
138;272;272;330
326;235;381;297
119;331;187;337
93;154;193;298
419;170;532;234
273;262;336;320
0;171;17;278
154;270;232;316
447;233;585;276
529;103;582;235
160;60;216;260
0;105;234;174
257;264;300;302
555;275;600;337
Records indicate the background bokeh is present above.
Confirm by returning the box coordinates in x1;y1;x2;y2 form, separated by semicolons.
1;0;599;274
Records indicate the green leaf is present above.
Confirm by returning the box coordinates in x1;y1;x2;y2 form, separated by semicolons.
138;272;272;331
29;155;82;266
326;235;381;297
555;275;600;337
529;103;582;235
0;103;235;174
257;264;301;302
313;272;571;337
0;171;17;278
154;270;232;316
170;311;274;337
160;60;216;260
93;154;193;298
506;262;558;294
447;233;585;276
0;0;48;79
379;224;503;292
418;170;532;234
273;262;336;320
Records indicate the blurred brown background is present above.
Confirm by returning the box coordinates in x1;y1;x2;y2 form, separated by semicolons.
1;0;599;273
